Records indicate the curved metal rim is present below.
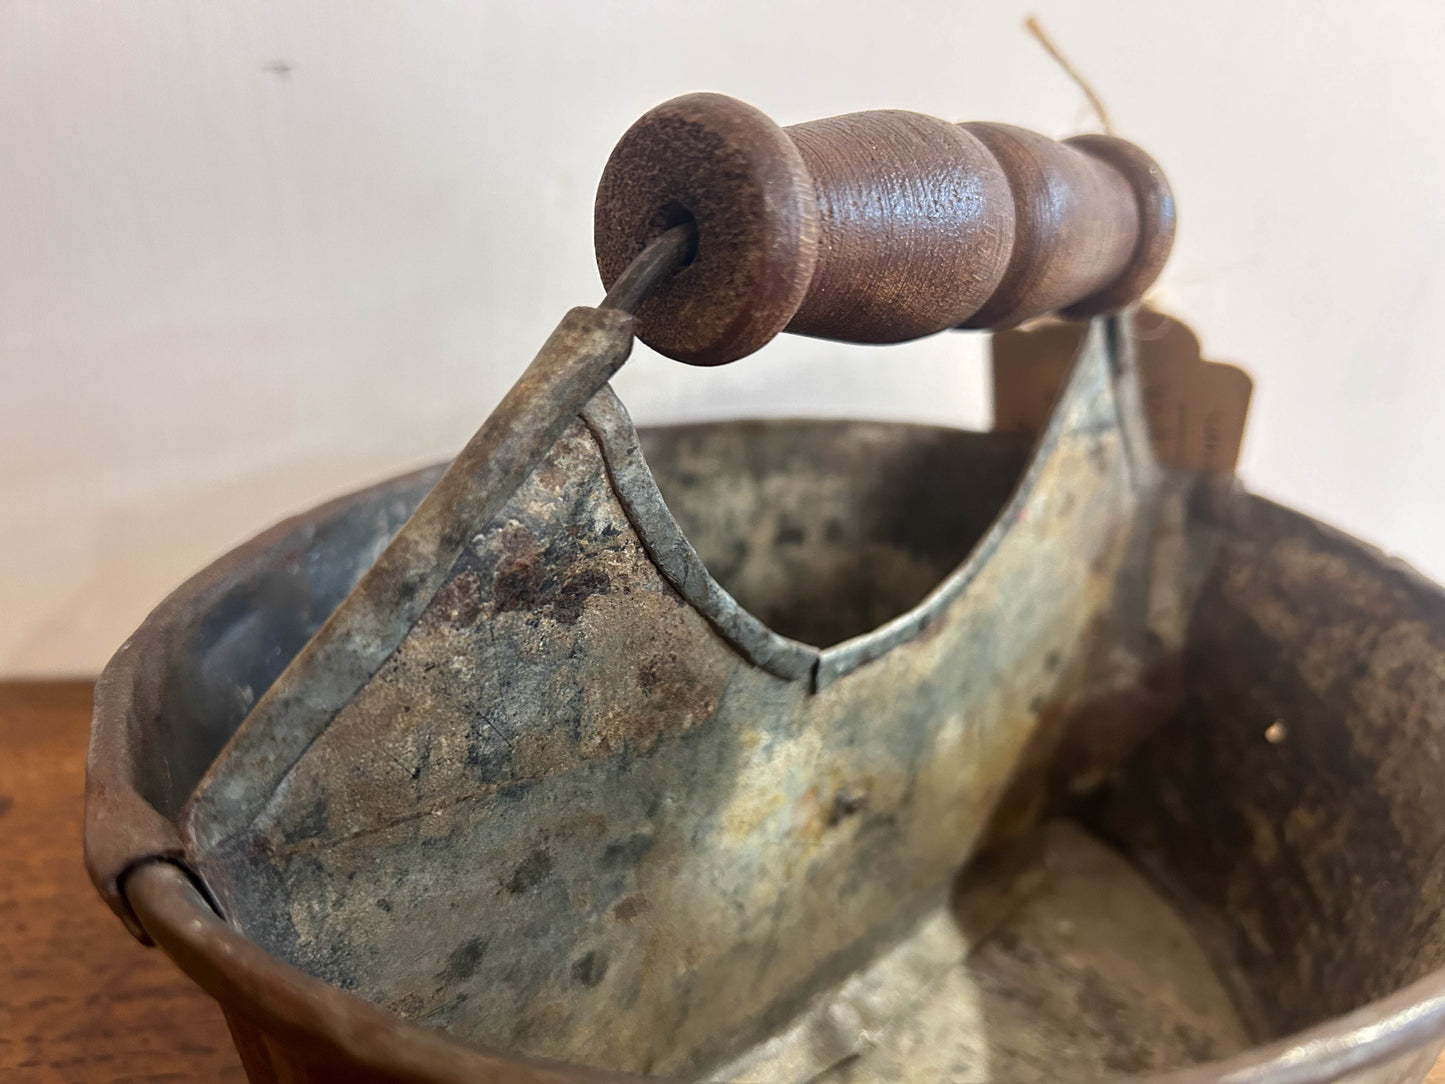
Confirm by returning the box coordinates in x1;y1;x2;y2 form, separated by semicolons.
126;854;1445;1083
126;860;642;1084
583;317;1128;690
92;395;1445;1081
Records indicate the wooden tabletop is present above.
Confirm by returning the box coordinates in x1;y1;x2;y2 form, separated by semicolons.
2;679;1443;1083
0;681;243;1082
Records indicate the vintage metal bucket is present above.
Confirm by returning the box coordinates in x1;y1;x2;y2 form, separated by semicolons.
84;92;1445;1082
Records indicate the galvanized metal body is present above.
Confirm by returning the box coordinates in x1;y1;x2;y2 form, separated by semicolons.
87;318;1445;1082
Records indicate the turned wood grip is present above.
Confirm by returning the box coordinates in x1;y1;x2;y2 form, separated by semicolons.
594;93;1175;366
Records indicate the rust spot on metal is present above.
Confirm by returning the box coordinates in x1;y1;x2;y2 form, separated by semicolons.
440;937;490;983
536;460;569;494
426;570;484;628
635;653;692;696
505;847;554;895
571;950;609;988
826;786;869;827
601;834;654;869
609;894;649;923
492;522;614;627
491;525;547;614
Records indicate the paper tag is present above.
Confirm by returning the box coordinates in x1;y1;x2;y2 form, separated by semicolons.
991;310;1253;473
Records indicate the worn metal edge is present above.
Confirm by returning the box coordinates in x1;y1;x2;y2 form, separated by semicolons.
581;388;819;682
1146;966;1445;1084
126;829;1445;1084
182;307;635;857
814;316;1132;688
586;317;1136;691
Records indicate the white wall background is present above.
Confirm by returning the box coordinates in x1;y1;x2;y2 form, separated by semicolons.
3;1;1443;676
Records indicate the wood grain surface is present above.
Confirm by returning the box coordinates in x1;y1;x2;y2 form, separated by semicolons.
593;93;1174;365
1;679;1443;1083
0;681;243;1082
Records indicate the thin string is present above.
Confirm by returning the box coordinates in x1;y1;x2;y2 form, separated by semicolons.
1023;15;1117;137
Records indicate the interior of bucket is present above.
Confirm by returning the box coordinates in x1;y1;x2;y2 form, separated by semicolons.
619;423;1445;1080
121;336;1445;1082
638;423;1230;1079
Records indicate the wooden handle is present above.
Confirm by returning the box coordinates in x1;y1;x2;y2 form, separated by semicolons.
594;93;1175;366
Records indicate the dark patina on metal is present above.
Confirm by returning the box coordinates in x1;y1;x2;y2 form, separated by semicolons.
86;288;1445;1081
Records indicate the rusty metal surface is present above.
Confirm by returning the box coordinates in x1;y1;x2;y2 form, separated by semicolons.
581;388;817;681
1081;493;1445;1048
178;321;1144;1078
184;305;635;856
83;308;1445;1082
125;860;637;1084
115;834;1445;1084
